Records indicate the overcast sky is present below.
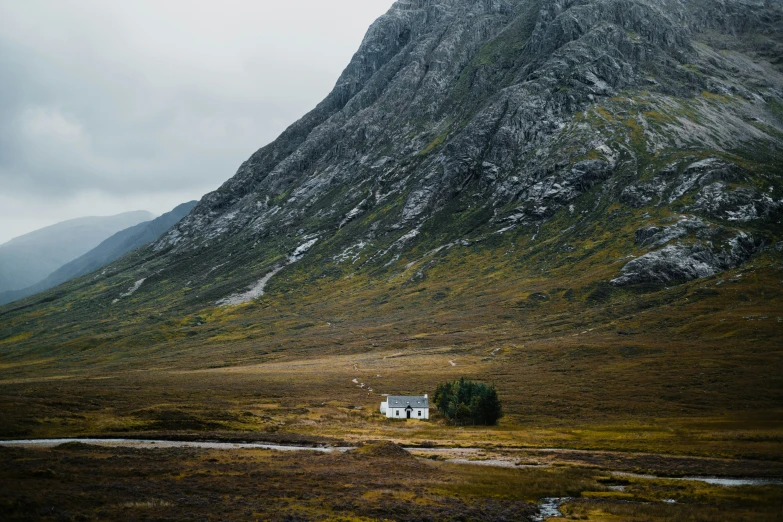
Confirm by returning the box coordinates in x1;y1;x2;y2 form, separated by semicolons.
0;0;396;245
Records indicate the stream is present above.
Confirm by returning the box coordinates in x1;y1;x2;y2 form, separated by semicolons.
2;438;781;489
610;471;783;487
0;438;348;453
532;498;570;521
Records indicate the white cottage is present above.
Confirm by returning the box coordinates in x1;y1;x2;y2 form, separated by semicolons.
380;394;429;420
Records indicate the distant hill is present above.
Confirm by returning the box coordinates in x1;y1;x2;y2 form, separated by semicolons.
0;202;196;306
0;211;154;294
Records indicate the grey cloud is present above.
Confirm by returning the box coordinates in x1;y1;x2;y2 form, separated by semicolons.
0;0;395;242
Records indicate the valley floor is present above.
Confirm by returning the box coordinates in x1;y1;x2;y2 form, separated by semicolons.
1;348;782;521
2;344;782;460
1;247;782;520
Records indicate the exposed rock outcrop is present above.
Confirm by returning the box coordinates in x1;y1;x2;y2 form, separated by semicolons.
613;233;759;285
634;217;708;248
690;182;783;222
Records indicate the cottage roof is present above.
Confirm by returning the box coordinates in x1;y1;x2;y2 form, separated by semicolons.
387;396;429;408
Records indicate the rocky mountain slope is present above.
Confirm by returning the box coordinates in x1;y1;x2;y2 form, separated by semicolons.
0;211;153;295
149;0;782;302
0;0;781;373
0;202;197;306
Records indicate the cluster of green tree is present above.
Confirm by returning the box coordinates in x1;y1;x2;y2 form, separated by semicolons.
432;378;503;426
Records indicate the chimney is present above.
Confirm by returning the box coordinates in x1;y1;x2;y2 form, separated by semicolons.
424;393;428;398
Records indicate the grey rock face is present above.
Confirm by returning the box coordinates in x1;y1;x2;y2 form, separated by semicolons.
621;212;765;286
613;244;723;285
690;182;783;222
498;160;616;221
621;157;748;209
621;177;668;208
666;158;741;204
635;217;708;248
612;232;758;285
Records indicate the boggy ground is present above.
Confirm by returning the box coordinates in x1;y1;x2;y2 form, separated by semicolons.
411;447;783;479
0;443;533;521
1;443;782;522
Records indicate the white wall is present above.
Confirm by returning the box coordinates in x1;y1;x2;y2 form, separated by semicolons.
386;407;429;420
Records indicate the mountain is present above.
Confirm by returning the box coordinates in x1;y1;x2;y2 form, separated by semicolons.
0;211;154;294
0;202;197;306
147;0;782;302
0;0;781;391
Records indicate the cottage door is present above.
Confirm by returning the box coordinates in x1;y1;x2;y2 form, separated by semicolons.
406;406;412;419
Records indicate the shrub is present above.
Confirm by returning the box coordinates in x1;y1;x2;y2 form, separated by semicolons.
432;378;503;426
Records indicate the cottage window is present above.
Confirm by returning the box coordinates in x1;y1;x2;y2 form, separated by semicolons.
418;411;422;417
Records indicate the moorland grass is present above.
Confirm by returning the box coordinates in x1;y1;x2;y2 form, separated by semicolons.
1;444;780;521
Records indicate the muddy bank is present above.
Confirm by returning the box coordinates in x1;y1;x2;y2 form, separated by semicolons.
408;446;783;484
516;447;783;479
612;471;783;487
0;438;348;453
